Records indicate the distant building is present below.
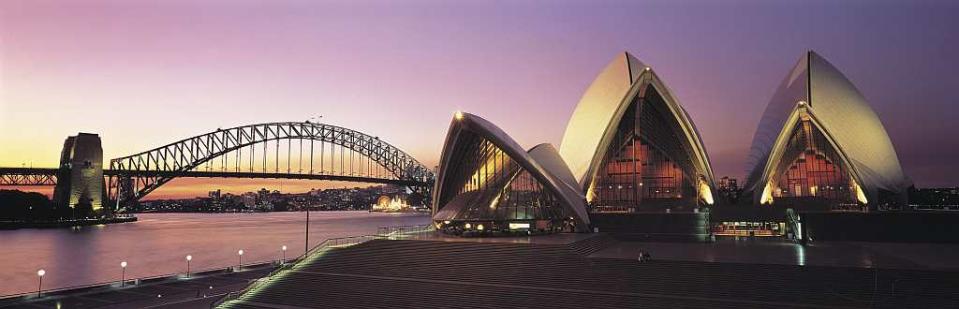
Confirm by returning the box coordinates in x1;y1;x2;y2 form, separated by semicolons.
719;177;738;192
909;187;959;210
208;189;221;201
242;193;257;209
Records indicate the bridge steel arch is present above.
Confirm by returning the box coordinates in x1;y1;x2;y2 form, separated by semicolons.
108;122;434;207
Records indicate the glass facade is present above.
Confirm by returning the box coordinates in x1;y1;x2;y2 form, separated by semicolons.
435;132;569;224
712;221;785;237
766;115;862;211
590;86;699;212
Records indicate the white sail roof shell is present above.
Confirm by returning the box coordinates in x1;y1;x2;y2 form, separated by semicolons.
744;51;909;199
559;52;715;190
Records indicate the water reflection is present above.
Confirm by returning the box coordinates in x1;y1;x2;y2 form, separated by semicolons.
0;211;429;296
796;243;806;266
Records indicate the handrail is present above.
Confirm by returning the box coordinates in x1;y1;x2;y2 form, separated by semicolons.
0;260;277;300
376;224;435;236
1;223;434;308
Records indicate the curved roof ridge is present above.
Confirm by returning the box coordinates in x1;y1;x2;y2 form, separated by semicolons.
527;143;590;225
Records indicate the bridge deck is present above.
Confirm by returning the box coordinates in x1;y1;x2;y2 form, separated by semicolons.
0;168;428;187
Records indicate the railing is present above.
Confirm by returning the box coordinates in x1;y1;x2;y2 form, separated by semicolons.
1;223;435;308
376;224;435;236
211;224;434;308
0;260;278;301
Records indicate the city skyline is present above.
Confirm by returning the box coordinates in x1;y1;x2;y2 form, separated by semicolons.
2;0;958;200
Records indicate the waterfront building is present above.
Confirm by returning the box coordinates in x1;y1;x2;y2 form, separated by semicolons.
559;52;716;213
743;51;910;211
431;112;590;233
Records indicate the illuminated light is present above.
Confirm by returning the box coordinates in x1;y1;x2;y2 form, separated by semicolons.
644;67;651;71
760;181;775;205
281;245;287;251
454;111;464;120
509;222;530;230
489;189;504;209
37;269;45;277
464;223;472;229
443;221;451;224
797;100;807;106
585;181;597;203
810;186;818;196
120;261;127;268
371;195;411;212
238;250;244;256
463;151;500;195
477;224;485;231
853;181;868;204
698;177;714;205
186;255;192;261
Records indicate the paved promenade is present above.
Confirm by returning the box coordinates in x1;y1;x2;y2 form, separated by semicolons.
0;263;278;309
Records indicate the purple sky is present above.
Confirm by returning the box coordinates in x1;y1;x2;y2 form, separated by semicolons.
1;0;957;196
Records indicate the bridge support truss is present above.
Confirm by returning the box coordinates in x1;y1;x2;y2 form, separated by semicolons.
107;122;434;208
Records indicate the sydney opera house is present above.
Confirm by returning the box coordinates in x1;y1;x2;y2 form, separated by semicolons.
743;51;910;212
432;50;909;234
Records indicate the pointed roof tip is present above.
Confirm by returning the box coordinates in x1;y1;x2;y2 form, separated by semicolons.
620;51;647;83
805;50;825;62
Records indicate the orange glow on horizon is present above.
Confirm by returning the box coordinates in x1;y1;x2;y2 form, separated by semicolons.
0;178;380;200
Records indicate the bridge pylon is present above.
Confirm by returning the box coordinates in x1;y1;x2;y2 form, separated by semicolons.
51;133;112;217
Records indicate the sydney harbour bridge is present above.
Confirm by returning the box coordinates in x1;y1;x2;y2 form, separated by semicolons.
0;122;435;209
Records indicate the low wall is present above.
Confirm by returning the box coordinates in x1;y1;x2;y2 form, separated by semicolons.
802;212;959;243
590;212;710;242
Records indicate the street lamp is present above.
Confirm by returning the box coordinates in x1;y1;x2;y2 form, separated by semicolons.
305;206;310;255
237;250;244;270
120;261;128;287
36;269;45;298
185;255;192;278
281;245;287;263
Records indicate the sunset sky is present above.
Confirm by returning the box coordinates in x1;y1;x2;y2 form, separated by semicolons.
1;0;957;199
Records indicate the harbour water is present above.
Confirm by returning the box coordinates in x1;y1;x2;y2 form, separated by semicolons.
0;211;430;296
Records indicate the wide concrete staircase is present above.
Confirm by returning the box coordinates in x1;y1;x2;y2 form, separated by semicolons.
219;237;959;309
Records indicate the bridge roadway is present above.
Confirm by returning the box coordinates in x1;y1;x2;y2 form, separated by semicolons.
0;167;429;187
